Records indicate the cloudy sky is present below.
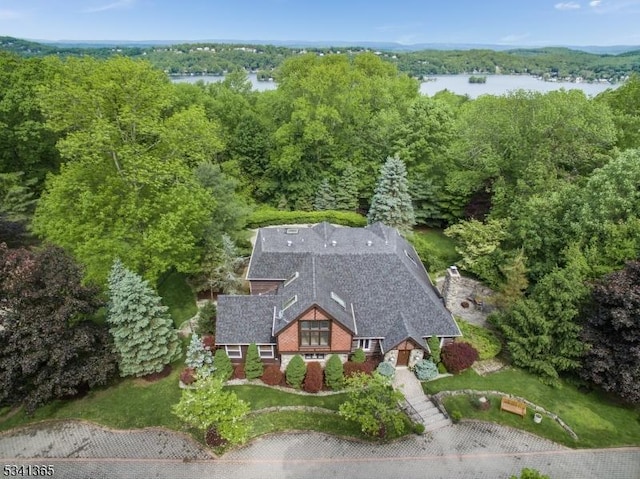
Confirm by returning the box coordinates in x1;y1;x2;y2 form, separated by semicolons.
1;0;640;46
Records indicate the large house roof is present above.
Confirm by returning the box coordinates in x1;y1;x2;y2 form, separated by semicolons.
216;222;461;345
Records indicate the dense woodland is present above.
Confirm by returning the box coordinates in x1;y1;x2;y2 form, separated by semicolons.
2;36;640;81
1;46;640;412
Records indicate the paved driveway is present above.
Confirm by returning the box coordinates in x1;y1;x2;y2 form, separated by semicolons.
1;420;638;479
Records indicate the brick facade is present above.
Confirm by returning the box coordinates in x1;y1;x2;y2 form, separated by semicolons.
276;306;353;354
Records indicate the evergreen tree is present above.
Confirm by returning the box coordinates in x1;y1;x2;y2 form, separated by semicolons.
285;355;307;388
244;343;264;380
324;354;345;390
367;155;415;232
213;348;234;381
185;333;215;378
313;178;336;211
335;166;359;211
107;259;181;377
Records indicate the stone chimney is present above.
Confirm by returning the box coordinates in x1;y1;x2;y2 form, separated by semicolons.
441;266;461;311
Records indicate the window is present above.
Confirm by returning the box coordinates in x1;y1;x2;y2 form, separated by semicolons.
284;271;299;288
330;291;346;309
300;320;330;347
304;353;325;359
225;345;242;359
258;345;274;359
357;339;371;351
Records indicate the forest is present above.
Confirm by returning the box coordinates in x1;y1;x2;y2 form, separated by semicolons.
1;47;640;413
2;35;640;81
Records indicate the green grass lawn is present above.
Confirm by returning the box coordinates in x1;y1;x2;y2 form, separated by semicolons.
247;411;365;441
227;384;348;411
423;368;640;448
157;269;198;328
409;228;460;276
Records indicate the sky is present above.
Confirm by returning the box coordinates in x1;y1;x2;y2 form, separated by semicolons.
1;0;640;46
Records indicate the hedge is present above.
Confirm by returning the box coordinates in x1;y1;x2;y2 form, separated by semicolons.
247;207;367;228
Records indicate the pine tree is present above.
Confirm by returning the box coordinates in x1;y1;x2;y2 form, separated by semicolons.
367;155;415;232
107;259;181;377
185;333;215;379
244;343;264;380
285;355;307;388
314;178;336;211
324;354;345;390
335;166;359;211
213;348;234;380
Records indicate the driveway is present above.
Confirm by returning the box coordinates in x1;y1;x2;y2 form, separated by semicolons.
1;420;638;479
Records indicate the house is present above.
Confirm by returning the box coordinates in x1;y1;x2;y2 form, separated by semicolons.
215;222;461;369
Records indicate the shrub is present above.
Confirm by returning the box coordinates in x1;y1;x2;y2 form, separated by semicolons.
261;365;284;386
213;348;233;380
376;361;395;378
195;301;216;336
344;359;376;378
437;363;448;374
413;359;438;381
303;361;324;393
456;319;501;360
202;335;215;350
324;354;344;390
427;336;441;364
285;355;306;388
247;206;366;228
413;423;425;435
441;341;479;374
233;363;245;379
351;348;366;363
244;343;264;380
180;367;196;385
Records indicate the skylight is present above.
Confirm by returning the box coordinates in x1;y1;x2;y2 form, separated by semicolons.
285;228;299;234
404;249;418;266
330;291;346;309
284;271;299;287
283;295;297;311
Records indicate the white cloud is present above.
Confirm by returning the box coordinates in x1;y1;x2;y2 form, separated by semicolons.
555;2;582;9
85;0;136;13
0;9;22;20
589;0;602;6
499;33;531;44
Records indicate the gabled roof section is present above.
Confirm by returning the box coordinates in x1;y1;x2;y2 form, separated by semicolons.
382;312;428;352
216;295;279;344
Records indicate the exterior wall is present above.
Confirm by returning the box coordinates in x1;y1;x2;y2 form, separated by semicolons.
214;344;280;366
409;348;424;368
351;338;382;356
249;280;281;295
280;352;349;370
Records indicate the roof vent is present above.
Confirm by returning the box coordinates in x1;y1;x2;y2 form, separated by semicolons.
287;240;292;247
331;240;337;246
366;240;373;246
286;228;299;234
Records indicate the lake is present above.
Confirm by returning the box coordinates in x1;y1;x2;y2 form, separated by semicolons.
171;73;620;98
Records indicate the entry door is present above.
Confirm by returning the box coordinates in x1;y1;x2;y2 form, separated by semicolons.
397;349;410;366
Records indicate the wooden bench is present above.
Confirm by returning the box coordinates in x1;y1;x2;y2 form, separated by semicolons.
500;397;526;418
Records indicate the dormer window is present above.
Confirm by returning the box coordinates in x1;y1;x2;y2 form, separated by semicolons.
284;271;299;287
330;291;346;309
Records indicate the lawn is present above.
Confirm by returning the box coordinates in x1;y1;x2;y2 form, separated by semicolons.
227;384;348;411
423;368;640;448
247;411;364;441
156;269;198;328
408;228;460;276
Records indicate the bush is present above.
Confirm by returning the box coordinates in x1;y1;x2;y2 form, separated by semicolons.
438;363;448;374
261;365;284;386
195;301;216;336
247;207;367;228
244;343;264;380
406;232;447;272
202;335;215;350
180;367;196;385
441;341;479;374
233;363;245;379
413;423;425;435
413;359;438;381
303;362;324;393
285;355;307;388
213;348;233;380
451;410;462;423
376;361;395;378
324;354;344;390
344;359;377;377
351;348;366;363
427;336;441;364
456;319;501;360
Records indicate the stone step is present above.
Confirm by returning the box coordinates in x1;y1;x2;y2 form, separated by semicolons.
424;417;452;432
414;403;439;416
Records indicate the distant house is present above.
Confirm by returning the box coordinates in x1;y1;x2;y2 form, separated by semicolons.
215;222;461;369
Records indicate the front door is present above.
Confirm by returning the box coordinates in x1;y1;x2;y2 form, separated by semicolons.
397;349;410;366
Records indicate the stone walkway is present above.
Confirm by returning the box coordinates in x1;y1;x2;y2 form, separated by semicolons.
393;367;451;431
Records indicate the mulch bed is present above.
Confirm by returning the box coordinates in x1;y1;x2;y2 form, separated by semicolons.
141;364;173;382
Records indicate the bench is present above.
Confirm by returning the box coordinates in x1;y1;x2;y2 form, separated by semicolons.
500;397;526;418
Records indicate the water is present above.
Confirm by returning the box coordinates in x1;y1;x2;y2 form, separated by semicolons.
171;73;620;98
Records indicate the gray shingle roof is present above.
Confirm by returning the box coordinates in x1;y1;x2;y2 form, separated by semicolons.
217;222;461;346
